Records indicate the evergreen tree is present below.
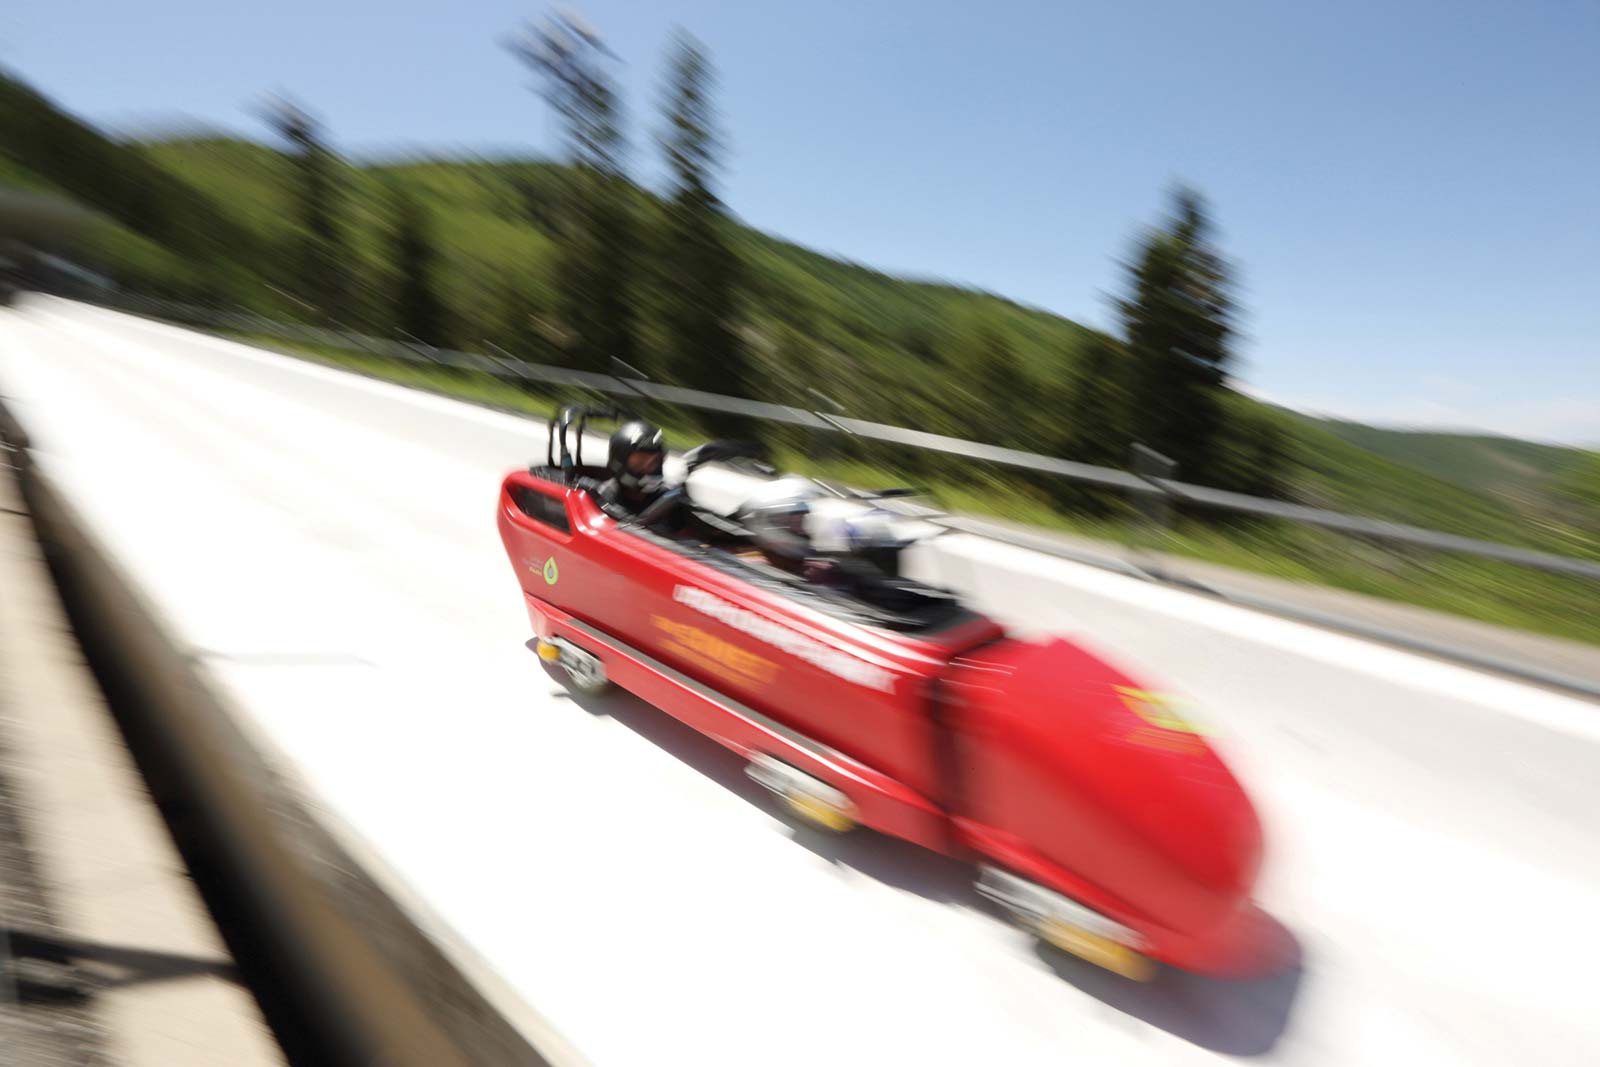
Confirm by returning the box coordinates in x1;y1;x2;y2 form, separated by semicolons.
1205;403;1294;499
492;272;571;371
1066;334;1130;467
657;30;745;393
1251;420;1290;498
938;317;1031;445
970;321;1029;447
903;325;941;365
264;97;352;324
510;12;636;369
1118;187;1235;482
389;184;449;346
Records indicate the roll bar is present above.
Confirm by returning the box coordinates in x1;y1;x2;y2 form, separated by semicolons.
545;403;636;484
548;405;778;483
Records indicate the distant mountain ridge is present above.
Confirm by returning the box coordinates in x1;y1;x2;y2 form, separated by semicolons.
1306;418;1591;512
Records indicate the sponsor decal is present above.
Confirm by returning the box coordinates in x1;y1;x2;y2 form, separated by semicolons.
542;557;560;585
1115;686;1210;754
651;615;779;688
672;585;897;693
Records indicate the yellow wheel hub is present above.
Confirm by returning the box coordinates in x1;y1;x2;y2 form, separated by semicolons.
785;792;856;833
1039;918;1156;982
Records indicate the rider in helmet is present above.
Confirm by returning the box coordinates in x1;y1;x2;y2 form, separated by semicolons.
740;478;920;591
585;418;671;523
743;492;816;574
739;478;854;584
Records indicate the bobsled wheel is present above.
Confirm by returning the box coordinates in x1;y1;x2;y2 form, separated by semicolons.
976;867;1157;982
781;791;857;833
562;654;610;695
745;756;857;833
537;638;611;695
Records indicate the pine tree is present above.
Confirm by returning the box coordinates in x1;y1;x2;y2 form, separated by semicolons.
947;317;1029;447
264;97;352;325
658;30;745;394
389;185;449;346
1118;187;1235;482
1066;334;1130;467
509;12;636;369
903;325;941;365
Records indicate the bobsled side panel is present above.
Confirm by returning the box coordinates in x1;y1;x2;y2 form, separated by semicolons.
499;469;971;823
525;592;950;850
498;472;624;629
591;533;950;803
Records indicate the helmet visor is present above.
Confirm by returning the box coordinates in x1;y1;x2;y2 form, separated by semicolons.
625;450;664;477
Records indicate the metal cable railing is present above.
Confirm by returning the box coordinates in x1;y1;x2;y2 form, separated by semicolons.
98;289;1599;584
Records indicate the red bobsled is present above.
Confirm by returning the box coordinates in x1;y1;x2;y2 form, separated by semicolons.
497;407;1282;980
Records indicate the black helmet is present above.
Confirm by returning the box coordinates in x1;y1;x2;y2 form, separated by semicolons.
736;477;822;561
608;419;666;490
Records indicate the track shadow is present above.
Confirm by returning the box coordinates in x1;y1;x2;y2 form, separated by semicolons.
530;641;1304;1055
529;640;776;811
1033;925;1304;1056
6;927;241;1004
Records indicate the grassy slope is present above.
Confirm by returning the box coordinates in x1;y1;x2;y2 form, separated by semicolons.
1261;406;1569;546
0;152;229;295
0;155;56;191
1311;418;1583;499
1298;416;1599;556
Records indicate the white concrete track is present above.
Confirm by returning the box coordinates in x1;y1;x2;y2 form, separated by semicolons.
3;295;1597;1066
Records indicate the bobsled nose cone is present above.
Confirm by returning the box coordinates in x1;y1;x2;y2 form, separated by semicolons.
946;637;1265;942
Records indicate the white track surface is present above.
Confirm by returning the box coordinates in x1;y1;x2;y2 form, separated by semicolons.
3;296;1598;1066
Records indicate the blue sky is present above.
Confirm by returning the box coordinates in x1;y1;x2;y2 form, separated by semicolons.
5;0;1597;444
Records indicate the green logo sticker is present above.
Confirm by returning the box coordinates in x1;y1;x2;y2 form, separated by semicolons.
542;557;559;585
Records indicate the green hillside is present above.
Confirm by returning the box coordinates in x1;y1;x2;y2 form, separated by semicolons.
147;139;1596;548
1311;418;1584;503
1296;416;1599;548
0;111;1575;554
1262;407;1557;540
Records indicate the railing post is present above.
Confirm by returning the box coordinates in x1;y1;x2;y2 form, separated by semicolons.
1130;443;1177;579
806;388;849;464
